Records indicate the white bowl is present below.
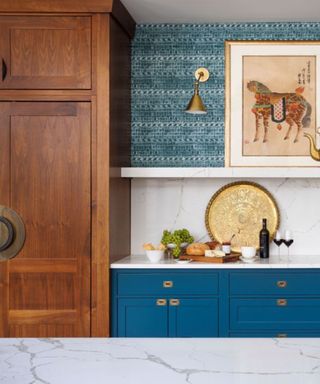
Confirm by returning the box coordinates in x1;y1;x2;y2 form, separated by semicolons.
145;250;164;263
241;246;256;259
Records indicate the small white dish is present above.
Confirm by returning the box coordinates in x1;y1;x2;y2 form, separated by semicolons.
240;256;259;263
241;246;256;258
145;250;164;263
174;259;192;264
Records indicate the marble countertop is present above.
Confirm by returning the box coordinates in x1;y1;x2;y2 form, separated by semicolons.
111;254;320;269
2;338;320;384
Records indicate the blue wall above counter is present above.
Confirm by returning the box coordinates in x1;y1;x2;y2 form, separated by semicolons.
132;23;320;167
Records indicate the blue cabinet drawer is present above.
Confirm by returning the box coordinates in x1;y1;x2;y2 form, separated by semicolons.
117;271;218;296
229;271;320;296
230;298;320;330
230;331;320;338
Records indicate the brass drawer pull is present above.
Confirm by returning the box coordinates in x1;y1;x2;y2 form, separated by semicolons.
277;280;287;288
277;333;288;338
156;299;167;306
163;281;173;288
170;299;180;306
277;299;287;306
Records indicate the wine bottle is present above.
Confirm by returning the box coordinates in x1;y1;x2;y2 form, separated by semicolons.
259;218;270;259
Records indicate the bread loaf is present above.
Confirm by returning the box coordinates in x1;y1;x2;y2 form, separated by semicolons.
206;241;221;250
186;242;210;256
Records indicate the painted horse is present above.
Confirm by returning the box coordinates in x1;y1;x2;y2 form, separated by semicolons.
247;81;312;143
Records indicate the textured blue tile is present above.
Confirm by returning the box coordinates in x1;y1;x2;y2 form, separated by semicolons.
132;23;320;167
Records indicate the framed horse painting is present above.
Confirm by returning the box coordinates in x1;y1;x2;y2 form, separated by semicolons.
225;41;320;167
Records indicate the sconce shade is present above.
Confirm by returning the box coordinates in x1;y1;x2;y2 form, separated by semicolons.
185;67;209;115
185;93;207;114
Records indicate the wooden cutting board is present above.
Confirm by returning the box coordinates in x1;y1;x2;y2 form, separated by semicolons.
180;253;241;263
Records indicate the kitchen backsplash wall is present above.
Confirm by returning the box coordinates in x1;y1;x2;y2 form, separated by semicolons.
132;23;320;167
131;178;320;256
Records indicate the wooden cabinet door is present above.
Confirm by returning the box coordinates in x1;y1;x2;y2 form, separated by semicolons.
0;16;91;89
0;102;91;337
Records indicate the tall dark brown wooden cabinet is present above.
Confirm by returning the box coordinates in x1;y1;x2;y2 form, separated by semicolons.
0;0;134;337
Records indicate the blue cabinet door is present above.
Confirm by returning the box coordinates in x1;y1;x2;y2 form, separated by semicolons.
118;298;168;337
169;298;219;337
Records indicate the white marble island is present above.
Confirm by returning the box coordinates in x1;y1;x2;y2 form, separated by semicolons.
1;338;320;384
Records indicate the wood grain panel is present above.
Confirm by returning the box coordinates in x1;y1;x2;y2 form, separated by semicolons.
91;14;110;337
9;273;76;310
0;103;10;337
109;17;131;264
9;310;77;324
0;16;91;89
111;0;136;39
10;103;90;261
4;101;91;337
9;259;77;273
9;324;75;337
0;0;113;13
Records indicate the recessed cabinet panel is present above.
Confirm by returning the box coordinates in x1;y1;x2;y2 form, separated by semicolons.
0;102;91;337
0;16;91;89
230;298;320;330
118;298;168;337
169;298;218;337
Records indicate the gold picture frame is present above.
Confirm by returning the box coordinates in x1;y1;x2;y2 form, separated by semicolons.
225;40;320;167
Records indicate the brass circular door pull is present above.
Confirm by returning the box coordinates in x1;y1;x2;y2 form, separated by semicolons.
0;206;25;261
0;216;14;252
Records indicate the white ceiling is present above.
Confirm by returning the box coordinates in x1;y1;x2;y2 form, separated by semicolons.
121;0;320;23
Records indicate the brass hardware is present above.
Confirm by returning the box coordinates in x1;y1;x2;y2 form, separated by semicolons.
277;333;287;338
277;280;287;288
2;59;7;81
170;299;180;306
0;205;25;262
163;281;173;288
195;67;210;82
156;299;167;306
185;67;209;114
277;299;287;306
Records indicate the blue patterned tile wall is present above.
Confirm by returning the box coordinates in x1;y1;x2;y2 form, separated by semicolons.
132;23;320;167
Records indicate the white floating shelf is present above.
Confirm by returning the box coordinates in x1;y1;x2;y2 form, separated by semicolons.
121;167;320;179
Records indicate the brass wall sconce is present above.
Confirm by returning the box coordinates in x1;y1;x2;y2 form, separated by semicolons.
185;67;209;115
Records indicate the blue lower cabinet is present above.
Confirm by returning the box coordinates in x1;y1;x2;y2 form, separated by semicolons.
117;297;218;337
118;298;168;337
169;298;218;337
230;298;320;331
112;269;320;337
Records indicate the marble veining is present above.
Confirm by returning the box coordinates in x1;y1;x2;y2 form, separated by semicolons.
2;338;320;383
131;178;320;256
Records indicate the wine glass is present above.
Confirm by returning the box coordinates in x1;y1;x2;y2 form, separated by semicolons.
283;230;294;257
273;239;283;256
273;231;283;256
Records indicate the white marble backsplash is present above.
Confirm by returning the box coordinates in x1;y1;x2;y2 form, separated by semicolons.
131;178;320;256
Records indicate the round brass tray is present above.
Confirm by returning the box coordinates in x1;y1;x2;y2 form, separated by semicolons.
205;181;279;252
